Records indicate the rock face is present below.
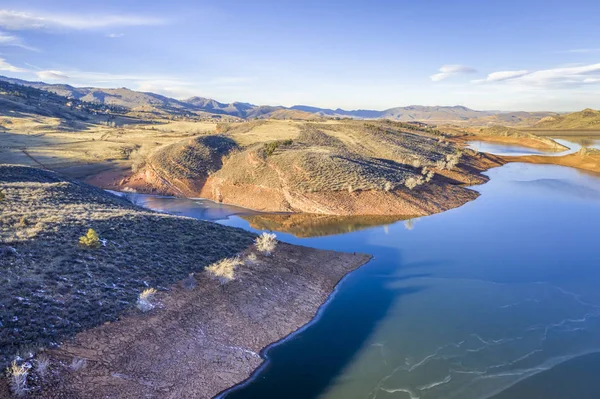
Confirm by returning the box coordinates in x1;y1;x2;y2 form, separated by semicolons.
126;121;504;216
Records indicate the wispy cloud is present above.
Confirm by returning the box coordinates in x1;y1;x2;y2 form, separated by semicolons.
0;31;37;51
0;57;27;72
0;10;165;31
476;63;600;87
106;33;124;38
36;70;70;80
472;70;529;83
430;65;477;82
565;48;600;54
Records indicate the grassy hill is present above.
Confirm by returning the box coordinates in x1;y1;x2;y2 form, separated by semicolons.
0;165;254;368
129;119;503;215
533;108;600;129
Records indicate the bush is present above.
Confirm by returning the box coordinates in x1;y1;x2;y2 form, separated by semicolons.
79;228;100;248
206;257;243;284
255;232;277;255
136;288;157;312
69;357;87;371
7;361;28;397
264;139;293;156
0;190;5;201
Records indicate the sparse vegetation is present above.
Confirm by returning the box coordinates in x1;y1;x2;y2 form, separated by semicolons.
206;257;243;284
79;228;101;248
7;360;29;397
0;165;254;368
255;232;277;255
137;288;158;312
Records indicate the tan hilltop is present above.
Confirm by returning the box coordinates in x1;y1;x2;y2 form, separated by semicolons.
118;120;503;216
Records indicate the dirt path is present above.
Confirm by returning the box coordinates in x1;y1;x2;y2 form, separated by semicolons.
20;244;370;399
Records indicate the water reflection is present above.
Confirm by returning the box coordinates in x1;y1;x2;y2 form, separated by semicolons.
242;213;411;237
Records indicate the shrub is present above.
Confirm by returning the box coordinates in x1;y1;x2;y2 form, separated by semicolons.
0;190;5;201
404;176;424;190
18;216;28;227
246;252;258;263
79;228;101;248
7;361;28;397
35;355;50;380
137;288;157;312
69;358;86;371
206;257;243;284
264;139;293;156
255;232;277;255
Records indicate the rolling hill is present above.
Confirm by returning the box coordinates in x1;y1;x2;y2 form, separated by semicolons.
533;108;600;130
0;75;569;125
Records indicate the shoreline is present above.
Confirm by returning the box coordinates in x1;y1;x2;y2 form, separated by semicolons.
28;244;371;399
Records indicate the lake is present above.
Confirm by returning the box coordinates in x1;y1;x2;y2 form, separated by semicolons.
118;151;600;398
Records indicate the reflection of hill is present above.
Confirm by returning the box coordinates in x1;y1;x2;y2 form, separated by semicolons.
242;213;412;238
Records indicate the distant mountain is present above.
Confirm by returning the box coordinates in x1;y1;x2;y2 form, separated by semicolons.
0;75;564;125
0;78;126;120
534;108;600;129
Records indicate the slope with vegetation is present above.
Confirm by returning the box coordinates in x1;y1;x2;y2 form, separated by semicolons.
0;164;254;369
533;108;600;130
0;164;370;398
127;119;503;215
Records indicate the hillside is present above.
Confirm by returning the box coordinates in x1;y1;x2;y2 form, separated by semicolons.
0;164;370;398
533;108;600;130
124;119;504;215
0;164;254;368
0;75;557;125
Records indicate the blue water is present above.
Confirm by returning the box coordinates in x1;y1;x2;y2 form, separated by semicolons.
467;138;580;156
125;161;600;399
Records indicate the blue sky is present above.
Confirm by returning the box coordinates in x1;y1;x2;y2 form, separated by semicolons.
0;0;599;111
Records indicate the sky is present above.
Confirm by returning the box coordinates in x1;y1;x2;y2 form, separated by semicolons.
0;0;599;112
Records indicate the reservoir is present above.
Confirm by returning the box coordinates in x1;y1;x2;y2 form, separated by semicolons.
119;144;600;399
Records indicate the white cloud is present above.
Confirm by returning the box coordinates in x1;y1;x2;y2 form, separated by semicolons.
106;33;124;38
0;57;27;72
36;70;70;80
474;63;600;88
0;10;164;31
430;65;477;82
0;31;37;51
472;70;530;83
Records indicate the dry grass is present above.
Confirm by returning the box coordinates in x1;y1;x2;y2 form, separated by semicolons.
255;232;277;255
206;257;243;284
136;288;158;312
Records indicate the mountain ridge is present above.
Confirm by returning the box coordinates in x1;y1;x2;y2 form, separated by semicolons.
0;75;564;125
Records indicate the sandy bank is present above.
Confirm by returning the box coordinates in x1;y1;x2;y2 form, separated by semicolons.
455;134;569;152
502;149;600;174
20;244;370;399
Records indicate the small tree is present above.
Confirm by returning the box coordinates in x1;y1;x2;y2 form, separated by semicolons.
255;232;277;255
79;228;100;248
